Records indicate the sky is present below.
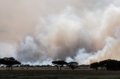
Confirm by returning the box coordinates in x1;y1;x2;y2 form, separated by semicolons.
0;0;120;65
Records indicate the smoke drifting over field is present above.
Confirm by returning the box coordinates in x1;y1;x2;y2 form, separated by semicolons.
1;0;120;64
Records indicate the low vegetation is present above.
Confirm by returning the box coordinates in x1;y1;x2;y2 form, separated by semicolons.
0;57;120;78
90;59;120;70
52;60;78;70
0;57;21;70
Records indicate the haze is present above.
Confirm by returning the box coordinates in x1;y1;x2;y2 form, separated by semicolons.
0;0;120;65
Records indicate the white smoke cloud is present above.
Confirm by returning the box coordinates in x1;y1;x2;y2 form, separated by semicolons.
0;42;16;58
16;4;120;65
17;6;93;64
1;0;120;65
66;5;120;64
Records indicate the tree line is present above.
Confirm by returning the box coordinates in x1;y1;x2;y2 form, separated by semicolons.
0;57;21;71
90;59;120;71
3;57;120;71
52;60;78;70
0;57;79;71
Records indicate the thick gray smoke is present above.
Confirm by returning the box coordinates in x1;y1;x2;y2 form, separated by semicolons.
17;6;94;63
1;0;120;65
17;5;120;64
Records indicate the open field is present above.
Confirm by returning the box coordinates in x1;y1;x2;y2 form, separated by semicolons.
0;69;120;79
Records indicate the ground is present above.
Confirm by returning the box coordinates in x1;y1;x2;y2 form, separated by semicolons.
0;68;120;79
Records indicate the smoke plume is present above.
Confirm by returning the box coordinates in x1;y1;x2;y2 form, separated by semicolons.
1;0;120;64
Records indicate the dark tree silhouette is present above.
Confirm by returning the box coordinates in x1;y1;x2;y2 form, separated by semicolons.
104;59;119;71
90;59;120;71
90;62;99;70
67;62;78;70
0;57;21;71
98;60;108;70
52;60;67;70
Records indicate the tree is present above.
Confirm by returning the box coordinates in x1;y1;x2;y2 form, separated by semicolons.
99;60;108;70
90;62;99;70
90;59;120;71
104;59;119;71
67;62;78;70
52;60;67;70
0;57;21;71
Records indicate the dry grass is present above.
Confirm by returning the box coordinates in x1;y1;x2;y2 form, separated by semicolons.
0;68;120;79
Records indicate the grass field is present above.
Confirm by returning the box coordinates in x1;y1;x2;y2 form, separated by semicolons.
0;69;120;79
